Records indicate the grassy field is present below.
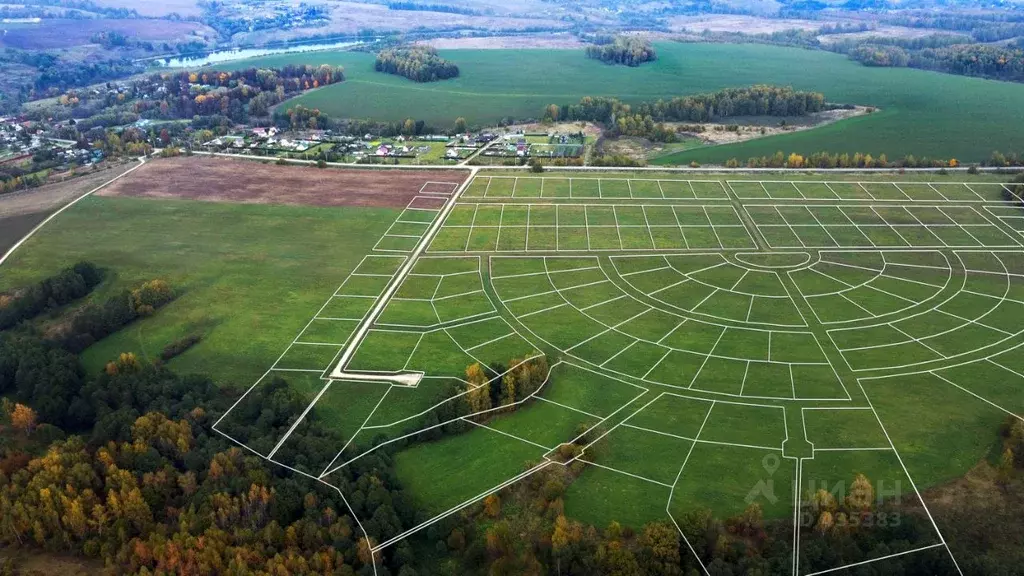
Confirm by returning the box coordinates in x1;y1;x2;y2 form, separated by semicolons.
0;196;399;387
228;43;1024;162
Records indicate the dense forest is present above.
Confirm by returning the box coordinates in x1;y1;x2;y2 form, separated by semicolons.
585;36;658;67
374;46;460;83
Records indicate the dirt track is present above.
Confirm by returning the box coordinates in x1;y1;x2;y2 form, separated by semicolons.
0;162;137;219
98;156;466;208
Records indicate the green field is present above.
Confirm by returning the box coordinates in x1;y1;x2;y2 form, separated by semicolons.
230;43;1024;162
0;196;399;386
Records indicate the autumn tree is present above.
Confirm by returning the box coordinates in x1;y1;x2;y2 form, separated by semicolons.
453;117;467;133
636;522;682;576
846;473;875;511
464;362;492;416
8;403;37;435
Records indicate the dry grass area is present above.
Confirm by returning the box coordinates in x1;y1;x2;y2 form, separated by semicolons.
668;15;834;34
678;106;871;145
91;0;204;16
599;107;872;163
235;1;567;43
0;550;100;576
498;121;603;137
97;156;465;208
668;14;935;41
421;35;586;50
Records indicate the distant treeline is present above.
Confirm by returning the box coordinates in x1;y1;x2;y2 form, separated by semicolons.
374;46;459;82
0;262;102;331
585;36;657;67
842;42;1024;83
880;13;1024;43
386;1;483;15
696;25;1024;83
721;150;964;169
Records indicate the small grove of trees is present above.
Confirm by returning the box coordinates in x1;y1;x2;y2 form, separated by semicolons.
58;279;175;352
1000;173;1024;206
585;36;657;67
0;261;103;330
847;45;912;67
374;46;460;82
463;356;550;416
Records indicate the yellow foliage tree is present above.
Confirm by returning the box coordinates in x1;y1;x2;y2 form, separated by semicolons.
9;403;37;435
816;510;834;533
464;363;492;416
106;352;141;376
845;473;875;511
483;494;501;517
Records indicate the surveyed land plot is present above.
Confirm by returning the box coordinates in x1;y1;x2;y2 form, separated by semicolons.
428;203;756;253
212;172;1024;573
726;180;1021;203
462;176;732;200
745;203;1021;249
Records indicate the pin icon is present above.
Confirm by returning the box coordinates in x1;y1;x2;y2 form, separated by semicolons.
762;454;780;476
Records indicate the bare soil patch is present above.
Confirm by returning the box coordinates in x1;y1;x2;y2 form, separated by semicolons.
602;107;872;162
495;121;603;138
0;19;212;50
97;156;466;208
678;106;872;146
0;211;51;256
0;162;137;219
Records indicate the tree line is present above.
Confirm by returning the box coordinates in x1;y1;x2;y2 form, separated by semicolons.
386;1;484;15
0;262;102;331
543;86;827;142
134;65;344;123
584;36;657;67
546;86;827;124
717;149;1024;169
47;64;345;129
695;25;1024;84
375;46;460;83
841;42;1024;82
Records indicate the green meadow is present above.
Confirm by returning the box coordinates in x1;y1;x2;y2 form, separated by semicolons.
0;196;398;387
230;42;1024;162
